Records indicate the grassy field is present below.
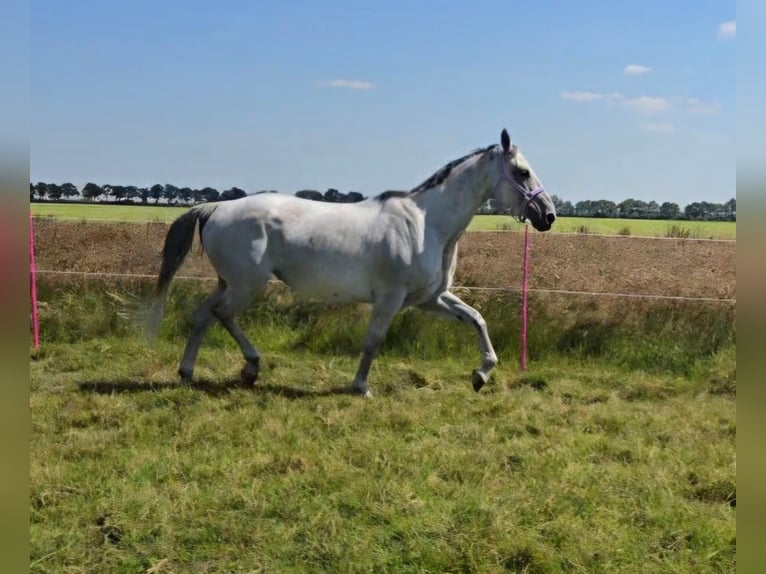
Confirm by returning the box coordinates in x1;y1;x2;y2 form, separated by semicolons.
31;203;189;222
30;280;736;573
469;215;736;239
30;203;736;239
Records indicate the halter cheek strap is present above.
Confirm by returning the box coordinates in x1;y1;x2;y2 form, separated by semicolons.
491;149;545;222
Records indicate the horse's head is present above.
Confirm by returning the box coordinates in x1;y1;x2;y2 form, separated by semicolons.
488;129;556;232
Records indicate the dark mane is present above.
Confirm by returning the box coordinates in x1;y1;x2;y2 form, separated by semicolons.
374;190;410;202
411;144;495;193
372;143;496;202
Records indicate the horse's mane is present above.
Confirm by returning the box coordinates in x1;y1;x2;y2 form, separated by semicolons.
375;190;410;201
374;144;496;202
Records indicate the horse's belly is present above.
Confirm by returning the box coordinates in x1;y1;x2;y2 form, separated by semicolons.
277;265;373;303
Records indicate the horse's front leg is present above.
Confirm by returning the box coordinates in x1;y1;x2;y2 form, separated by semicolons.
352;290;407;398
418;291;498;392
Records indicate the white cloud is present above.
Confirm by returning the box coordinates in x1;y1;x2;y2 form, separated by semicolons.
561;91;623;102
640;122;675;133
683;98;721;114
562;91;670;114
717;21;736;39
563;88;720;121
560;91;605;102
319;79;375;90
624;64;652;76
620;96;672;114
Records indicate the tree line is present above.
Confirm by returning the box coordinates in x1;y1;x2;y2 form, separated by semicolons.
30;182;250;204
30;181;735;221
480;195;736;221
29;182;367;206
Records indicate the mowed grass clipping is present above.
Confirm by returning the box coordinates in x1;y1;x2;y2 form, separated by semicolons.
30;279;736;573
30;203;736;238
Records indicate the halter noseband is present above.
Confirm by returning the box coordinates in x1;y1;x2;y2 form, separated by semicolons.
491;147;546;222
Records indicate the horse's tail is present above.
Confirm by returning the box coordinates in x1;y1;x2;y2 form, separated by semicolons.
144;203;219;341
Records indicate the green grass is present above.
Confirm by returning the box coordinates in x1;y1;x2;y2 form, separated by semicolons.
30;203;736;238
31;203;189;222
29;280;736;573
469;215;736;239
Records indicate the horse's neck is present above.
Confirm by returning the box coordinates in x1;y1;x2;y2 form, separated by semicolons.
415;156;491;243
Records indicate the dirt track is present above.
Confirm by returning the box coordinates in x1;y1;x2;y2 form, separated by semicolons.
33;220;736;300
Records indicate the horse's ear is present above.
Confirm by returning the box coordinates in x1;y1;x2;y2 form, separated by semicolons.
501;129;511;153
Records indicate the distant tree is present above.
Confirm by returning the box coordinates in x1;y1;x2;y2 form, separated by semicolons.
35;182;50;200
149;184;164;204
635;200;650;219
81;182;103;202
551;194;566;214
659;201;680;220
345;191;364;203
574;199;623;218
556;199;574;216
556;201;574;217
683;202;707;220
163;184;179;205
199;187;220;202
111;185;127;203
46;183;63;201
220;187;246;201
178;187;194;204
645;201;660;220
60;182;79;200
618;198;649;219
706;201;728;221
574;200;595;217
324;188;342;202
593;199;618;218
124;186;139;203
296;189;324;201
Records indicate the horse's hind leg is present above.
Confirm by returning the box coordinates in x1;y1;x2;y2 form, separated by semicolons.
178;282;225;382
211;281;266;385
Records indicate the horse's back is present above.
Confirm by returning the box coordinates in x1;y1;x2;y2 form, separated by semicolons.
200;193;451;304
201;194;422;302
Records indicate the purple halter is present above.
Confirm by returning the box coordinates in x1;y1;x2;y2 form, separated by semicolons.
491;147;546;222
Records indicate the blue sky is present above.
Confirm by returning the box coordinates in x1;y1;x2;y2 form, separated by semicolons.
31;0;735;205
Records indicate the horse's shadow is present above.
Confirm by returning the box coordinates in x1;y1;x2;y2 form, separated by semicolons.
77;378;354;399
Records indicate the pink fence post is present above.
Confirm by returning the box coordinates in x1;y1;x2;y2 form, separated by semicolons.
30;212;40;349
520;223;530;371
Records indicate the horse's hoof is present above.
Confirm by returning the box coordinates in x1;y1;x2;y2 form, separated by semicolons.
240;366;259;386
471;370;488;392
351;386;373;398
178;367;193;386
